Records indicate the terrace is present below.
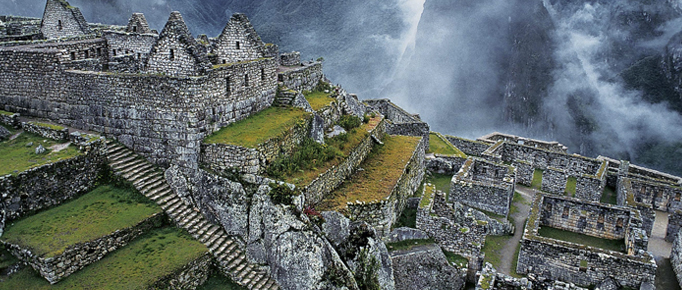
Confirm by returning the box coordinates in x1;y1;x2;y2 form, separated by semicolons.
0;125;81;176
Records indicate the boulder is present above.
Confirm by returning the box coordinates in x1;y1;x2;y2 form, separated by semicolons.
390;244;464;290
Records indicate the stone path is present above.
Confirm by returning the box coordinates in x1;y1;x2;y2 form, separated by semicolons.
496;186;535;275
649;210;680;290
105;140;279;290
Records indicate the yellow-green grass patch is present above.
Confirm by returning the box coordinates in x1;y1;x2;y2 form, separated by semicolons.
428;132;466;157
538;226;625;253
281;124;370;187
385;239;434;251
204;106;310;148
482;234;514;269
304;91;334;111
420;183;435;208
443;250;468;268
565;176;577;196
0;130;81;176
2;185;162;257
28;121;65;131
0;110;14;116
319;135;421;211
426;173;452;195
531;169;543;189
0;227;207;290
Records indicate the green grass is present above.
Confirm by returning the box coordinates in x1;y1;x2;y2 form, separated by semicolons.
443;250;468;268
0;246;19;270
601;185;617;205
531;169;543;189
304;91;333;111
2;185;162;257
428;132;465;157
420;184;435;208
538;226;625;253
0;227;207;290
198;274;247;290
320;135;421;211
509;192;528;215
482;235;513;269
204;106;310;148
0;130;81;176
565;176;577;196
0;110;13;116
29;121;65;130
425;173;452;195
510;236;524;278
277;117;375;187
385;239;434;251
393;208;417;228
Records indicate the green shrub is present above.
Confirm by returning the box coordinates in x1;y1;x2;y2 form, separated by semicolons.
266;138;343;179
268;183;298;205
354;248;380;290
338;115;362;131
363;114;370;123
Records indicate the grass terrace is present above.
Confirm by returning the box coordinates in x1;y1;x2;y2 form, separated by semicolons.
0;128;81;176
304;91;334;111
203;106;310;148
320;135;421;211
0;109;14;116
538;226;625;253
270;114;381;187
0;227;207;290
28;121;65;131
2;185;162;257
426;173;452;196
428;132;466;157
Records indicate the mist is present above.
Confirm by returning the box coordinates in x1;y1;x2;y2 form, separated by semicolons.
3;0;682;175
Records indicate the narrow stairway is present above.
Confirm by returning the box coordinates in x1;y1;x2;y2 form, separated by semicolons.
105;140;279;290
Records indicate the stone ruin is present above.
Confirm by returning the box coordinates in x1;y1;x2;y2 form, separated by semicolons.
1;1;682;289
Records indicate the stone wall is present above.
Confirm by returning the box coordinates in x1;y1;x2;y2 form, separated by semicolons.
425;155;467;175
540;196;635;240
444;135;491;156
667;212;682;242
4;212;165;284
575;174;606;202
517;195;656;288
500;142;605;178
22;121;68;141
147;252;211;289
200;112;311;176
346;135;426;236
0;141;105;235
0;111;19;127
513;160;533;186
624;177;682;213
278;61;323;92
541;167;568;195
671;231;682;289
0;43;277;169
280;51;301;66
363;99;430;149
478;132;568;153
303;117;387;206
450;158;515;217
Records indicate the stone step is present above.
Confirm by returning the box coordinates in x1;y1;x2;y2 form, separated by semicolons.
146;186;171;200
254;275;270;289
121;162;153;179
139;179;165;194
133;173;162;188
110;154;137;167
123;164;154;179
168;203;189;217
227;253;246;270
208;236;227;252
157;193;177;204
161;198;182;211
236;264;254;280
106;145;126;155
116;159;146;174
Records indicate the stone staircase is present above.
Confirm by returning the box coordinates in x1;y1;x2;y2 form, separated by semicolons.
105;140;279;290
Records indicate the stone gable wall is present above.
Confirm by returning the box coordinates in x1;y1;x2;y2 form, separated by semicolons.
541;167;568;195
512;160;533;186
4;212;165;284
625;177;682;213
40;0;92;39
450;158;515;217
215;15;265;64
445;136;492;156
103;31;157;68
